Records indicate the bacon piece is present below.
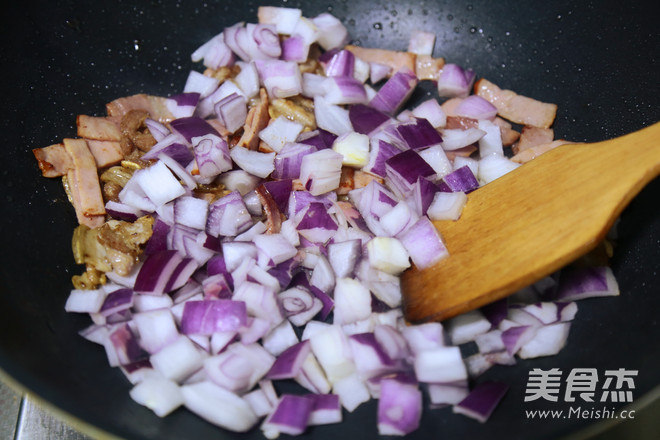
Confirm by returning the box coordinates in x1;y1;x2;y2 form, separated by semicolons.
445;145;477;161
445;116;479;130
415;55;445;81
63;138;106;228
237;88;270;150
86;140;123;168
106;94;174;123
511;139;575;164
337;167;354;196
512;126;555;154
345;45;416;77
255;184;283;234
32;143;72;177
77;115;121;141
474;78;557;128
492;117;520;147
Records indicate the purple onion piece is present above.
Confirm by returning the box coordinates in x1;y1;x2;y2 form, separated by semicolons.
453;381;509;423
181;300;248;335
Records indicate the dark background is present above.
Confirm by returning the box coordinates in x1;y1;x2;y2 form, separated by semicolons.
0;1;658;439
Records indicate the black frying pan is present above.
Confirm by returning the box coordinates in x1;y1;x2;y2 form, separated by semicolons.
1;1;658;439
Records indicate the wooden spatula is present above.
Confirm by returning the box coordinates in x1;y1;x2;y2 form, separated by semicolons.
401;122;660;323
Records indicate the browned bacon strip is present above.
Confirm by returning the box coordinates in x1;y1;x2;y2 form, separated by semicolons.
32;143;72;177
475;78;557;128
77;115;121;141
63;138;106;228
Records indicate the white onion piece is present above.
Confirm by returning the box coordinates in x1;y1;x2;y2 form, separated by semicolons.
414;346;468;383
257;6;302;35
445;309;492;345
332;372;371;412
133;309;179;354
427;191;467;221
229;146;276;178
181;381;258;432
333;278;372;325
312;13;349;50
367;237;411;275
183;70;220;98
518;322;571;359
259;116;304;153
150;335;206;382
129;377;184;417
65;289;106;313
332;132;370;167
478;153;520;185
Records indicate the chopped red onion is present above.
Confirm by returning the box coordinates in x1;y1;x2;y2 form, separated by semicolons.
445;309;492;345
257;6;302;35
312;13;349;50
203;342;274;393
183;70;220;98
455;95;498;120
266;340;311;379
299;148;344;196
281;34;310;62
369;62;392;84
213;93;247;134
65;288;106;314
256;59;303;98
262;394;314;437
313;95;353;135
555;266;619;301
180;300;248;335
324;76;368;105
259;116;304;153
407;30;436;56
385;149;436;197
206;190;254;238
438;165;480;193
369;68;419;115
181;380;258;432
437;63;476;98
453;381;508;423
478;153;520;184
377;378;422;436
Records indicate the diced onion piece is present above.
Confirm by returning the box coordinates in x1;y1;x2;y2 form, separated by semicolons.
150;335;206;382
257;6;302;35
229;146;276;178
445;310;493;345
134;161;186;208
313;95;353;135
427;191;467;221
437;63;475;98
369;68;419;115
300;149;344;196
453;381;508;423
555;266;619;301
518;322;571;359
129;377;183;417
377;378;422;436
65;289;106;313
312;13;349;50
367;237;411;275
412;98;447;128
333;277;372;326
414;346;468;383
398;217;449;270
478;153;520;185
332;132;370;167
259;116;304;153
181;381;258;432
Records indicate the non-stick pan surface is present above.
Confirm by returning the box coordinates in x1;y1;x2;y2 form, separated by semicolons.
0;1;658;439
